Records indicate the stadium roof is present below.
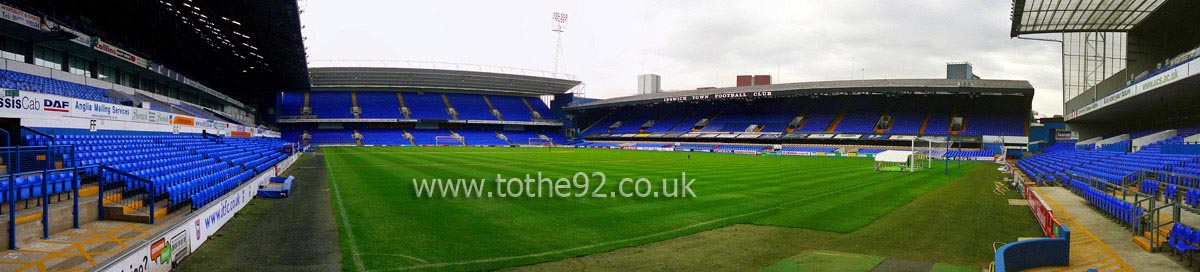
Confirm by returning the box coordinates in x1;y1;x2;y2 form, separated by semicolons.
1010;0;1167;36
568;79;1034;110
309;67;582;96
7;0;310;104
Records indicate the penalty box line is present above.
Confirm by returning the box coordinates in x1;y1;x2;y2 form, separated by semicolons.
370;175;900;272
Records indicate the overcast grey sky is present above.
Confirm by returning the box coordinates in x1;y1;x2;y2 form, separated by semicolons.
300;0;1064;116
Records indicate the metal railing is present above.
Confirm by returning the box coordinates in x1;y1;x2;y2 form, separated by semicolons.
1036;173;1065;186
1064;173;1152;235
0;144;83;249
20;127;54;146
1123;170;1200;252
1134;170;1200;191
97;165;157;225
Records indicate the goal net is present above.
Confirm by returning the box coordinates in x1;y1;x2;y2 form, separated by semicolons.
528;137;553;147
911;137;951;171
435;136;464;146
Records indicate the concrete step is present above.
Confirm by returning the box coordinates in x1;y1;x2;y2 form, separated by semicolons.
78;184;99;197
102;200;168;224
101;193;122;205
1132;236;1153;252
0;194;102;249
1158;226;1172;238
105;198;145;214
1144;231;1166;246
13;212;40;224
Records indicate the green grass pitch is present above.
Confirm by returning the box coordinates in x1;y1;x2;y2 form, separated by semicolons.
322;146;1040;271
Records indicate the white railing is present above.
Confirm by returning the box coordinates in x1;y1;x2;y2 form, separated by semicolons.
1075;136;1103;146
1186;132;1200;144
309;60;577;80
1131;129;1176;152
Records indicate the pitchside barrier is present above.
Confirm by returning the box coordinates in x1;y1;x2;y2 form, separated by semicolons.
992;225;1070;272
568;143;1004;160
93;151;301;272
1024;184;1062;238
992;184;1070;272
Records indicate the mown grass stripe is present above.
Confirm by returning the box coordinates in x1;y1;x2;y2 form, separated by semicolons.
323;147;975;271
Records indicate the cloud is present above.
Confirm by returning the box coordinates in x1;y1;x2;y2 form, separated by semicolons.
301;0;1065;116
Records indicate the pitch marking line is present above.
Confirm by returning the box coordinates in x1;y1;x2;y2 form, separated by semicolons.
368;174;899;272
359;253;428;264
306;158;666;169
327;152;367;272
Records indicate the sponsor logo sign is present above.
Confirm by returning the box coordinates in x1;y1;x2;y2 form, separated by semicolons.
169;228;191;262
1024;184;1060;238
1054;130;1077;141
150;238;171;264
0;88;281;139
662;91;774;102
1070;57;1196;120
0;4;39;29
0;96;39;111
95;40;150;67
1141;69;1180;90
74;100;131;120
171;116;195;126
43;99;70;113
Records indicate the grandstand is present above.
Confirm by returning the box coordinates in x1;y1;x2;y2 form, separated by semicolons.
279;66;579;147
569;79;1033;153
1007;0;1200;270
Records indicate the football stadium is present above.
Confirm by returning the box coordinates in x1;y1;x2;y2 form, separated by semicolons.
0;0;1193;272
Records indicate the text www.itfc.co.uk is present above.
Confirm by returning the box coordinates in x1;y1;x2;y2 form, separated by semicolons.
412;172;696;198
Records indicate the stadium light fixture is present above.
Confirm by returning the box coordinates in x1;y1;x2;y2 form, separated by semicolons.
551;12;568;32
551;12;569;74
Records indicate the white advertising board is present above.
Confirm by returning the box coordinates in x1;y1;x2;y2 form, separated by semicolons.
0;4;39;30
0;89;279;137
1068;57;1198;120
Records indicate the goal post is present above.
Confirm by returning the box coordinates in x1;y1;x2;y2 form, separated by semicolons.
528;137;553;147
435;136;464;146
874;138;953;173
911;137;951;171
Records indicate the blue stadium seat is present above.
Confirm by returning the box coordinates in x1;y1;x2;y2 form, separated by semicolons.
0;69;117;104
356;92;404;118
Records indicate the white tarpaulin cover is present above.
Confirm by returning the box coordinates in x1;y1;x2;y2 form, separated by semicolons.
875;150;915;163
